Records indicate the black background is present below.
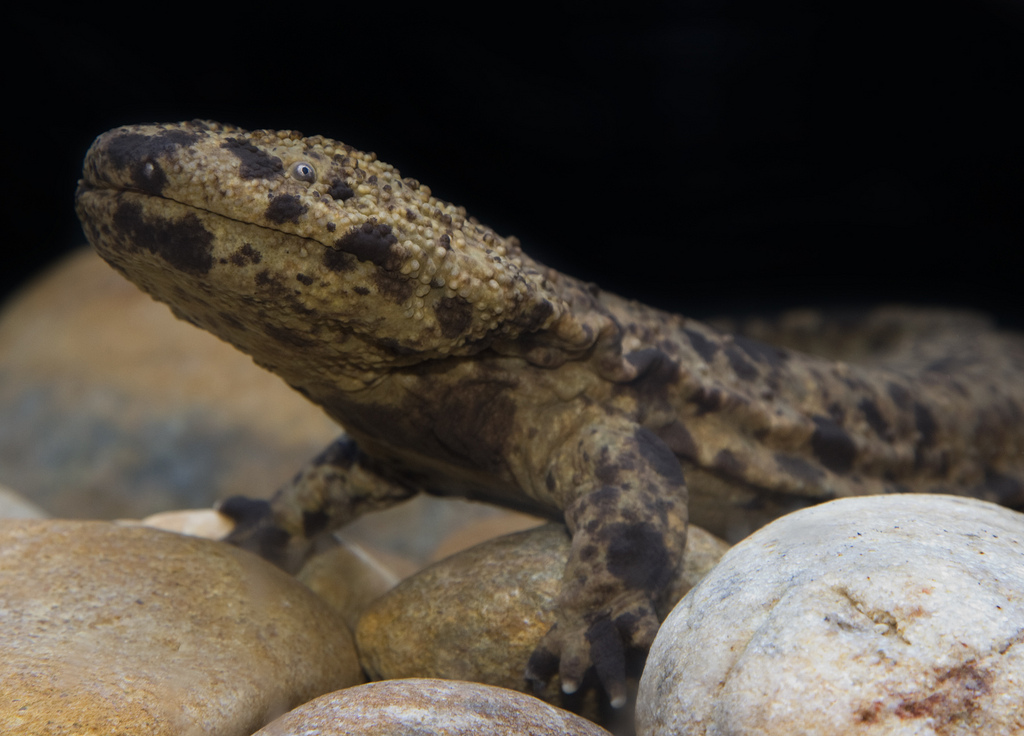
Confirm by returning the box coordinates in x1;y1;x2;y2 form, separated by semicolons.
6;1;1023;327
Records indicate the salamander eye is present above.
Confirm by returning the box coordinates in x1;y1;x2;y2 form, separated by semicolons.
290;161;317;183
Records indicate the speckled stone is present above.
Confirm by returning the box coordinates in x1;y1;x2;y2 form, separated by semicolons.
126;509;398;631
637;495;1024;736
356;522;729;714
252;679;612;735
0;519;363;736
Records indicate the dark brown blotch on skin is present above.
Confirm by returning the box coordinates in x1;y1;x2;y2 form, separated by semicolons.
111;200;214;276
810;415;857;474
635;427;686;484
254;269;287;295
625;348;679;414
104;129;199;195
335;222;398;266
265;194;308;224
228;243;262;266
604;521;673;592
372;270;414;304
724;345;758;381
326;178;354;201
222;137;284;179
323;247;356;272
585;617;626;695
626;348;676;380
687;385;725;415
576;486;624;518
683;328;720;363
509;299;555;333
525;647;560;688
296;273;313;286
594;448;624;486
656;420;698;460
433;296;473;339
857;397;890;438
713;448;745;475
302;509;331;536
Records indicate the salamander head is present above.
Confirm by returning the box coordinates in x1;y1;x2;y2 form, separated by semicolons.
76;121;610;390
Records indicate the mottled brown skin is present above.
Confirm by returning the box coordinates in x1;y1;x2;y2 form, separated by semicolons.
75;121;1024;706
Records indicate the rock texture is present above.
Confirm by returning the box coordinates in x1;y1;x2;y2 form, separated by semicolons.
297;537;401;632
357;523;729;714
252;679;613;735
637;495;1024;736
0;519;363;736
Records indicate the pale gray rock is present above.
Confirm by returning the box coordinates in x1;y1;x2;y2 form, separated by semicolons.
252;679;612;735
0;519;363;736
0;483;47;518
129;507;235;538
637;495;1024;736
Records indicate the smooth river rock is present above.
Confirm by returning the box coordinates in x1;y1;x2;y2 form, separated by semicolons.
636;494;1024;736
252;679;612;735
0;519;363;736
356;522;729;719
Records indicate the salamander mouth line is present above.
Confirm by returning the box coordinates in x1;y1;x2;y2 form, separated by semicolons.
86;178;337;254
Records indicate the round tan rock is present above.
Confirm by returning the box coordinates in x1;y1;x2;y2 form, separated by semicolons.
297;537;401;632
637;495;1024;736
0;519;363;736
356;523;729;711
252;679;612;735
